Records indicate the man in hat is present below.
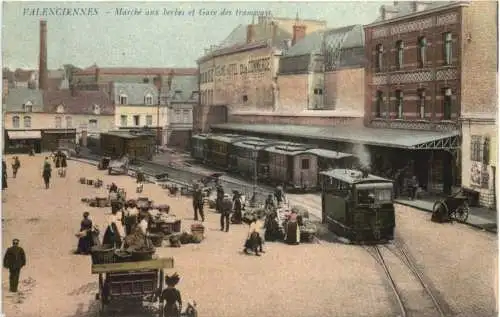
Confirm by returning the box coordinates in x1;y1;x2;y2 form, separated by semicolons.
11;156;20;178
264;194;275;211
3;239;26;292
2;159;7;191
215;184;224;213
192;182;205;222
42;157;52;189
232;190;243;224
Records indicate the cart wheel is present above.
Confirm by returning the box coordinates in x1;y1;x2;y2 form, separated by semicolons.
456;201;470;222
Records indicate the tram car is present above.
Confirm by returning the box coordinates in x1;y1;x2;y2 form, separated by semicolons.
320;169;395;243
205;134;250;170
231;138;275;180
191;134;208;162
264;142;318;191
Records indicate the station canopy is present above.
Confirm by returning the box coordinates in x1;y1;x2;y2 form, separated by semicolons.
210;123;460;150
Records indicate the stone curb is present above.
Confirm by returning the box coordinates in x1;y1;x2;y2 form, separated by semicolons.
395;201;497;234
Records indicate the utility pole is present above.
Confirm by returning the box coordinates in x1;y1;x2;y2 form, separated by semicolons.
250;144;258;207
156;85;161;154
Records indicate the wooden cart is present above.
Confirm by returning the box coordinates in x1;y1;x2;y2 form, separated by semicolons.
92;257;174;315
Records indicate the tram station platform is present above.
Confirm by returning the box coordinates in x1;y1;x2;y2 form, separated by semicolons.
395;198;498;233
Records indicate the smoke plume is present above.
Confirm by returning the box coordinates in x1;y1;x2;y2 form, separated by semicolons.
351;143;371;170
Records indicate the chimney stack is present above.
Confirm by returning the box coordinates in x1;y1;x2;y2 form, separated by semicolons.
292;24;307;46
38;20;48;90
70;84;77;97
246;24;255;44
95;66;100;83
271;22;278;45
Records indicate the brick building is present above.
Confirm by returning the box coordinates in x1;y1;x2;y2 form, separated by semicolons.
364;1;497;205
195;16;328;132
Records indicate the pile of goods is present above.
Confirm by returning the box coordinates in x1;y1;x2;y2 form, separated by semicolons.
276;205;317;243
81;197;111;208
242;208;268;225
79;177;103;188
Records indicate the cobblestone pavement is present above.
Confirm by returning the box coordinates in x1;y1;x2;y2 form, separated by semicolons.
2;154;394;317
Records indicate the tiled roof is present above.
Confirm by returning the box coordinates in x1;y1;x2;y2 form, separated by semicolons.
112;82;158;105
285;24;363;58
4;88;44;112
169;75;198;103
74;66;198;76
43;90;114;115
13;69;35;82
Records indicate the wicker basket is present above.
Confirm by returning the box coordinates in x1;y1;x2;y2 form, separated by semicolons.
191;224;205;241
96;197;108;208
114;250;132;263
131;247;155;261
156;205;170;213
79;177;86;184
91;245;115;264
149;233;164;247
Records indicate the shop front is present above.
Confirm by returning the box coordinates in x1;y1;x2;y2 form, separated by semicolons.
41;129;77;152
5;130;42;154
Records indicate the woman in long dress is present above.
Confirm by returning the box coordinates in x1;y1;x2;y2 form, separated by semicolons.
160;273;183;317
76;212;94;254
284;211;300;245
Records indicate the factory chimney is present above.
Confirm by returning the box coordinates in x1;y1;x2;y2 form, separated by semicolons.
38;20;48;90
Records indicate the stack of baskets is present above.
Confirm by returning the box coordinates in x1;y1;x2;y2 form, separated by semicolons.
191;224;205;242
91;245;115;265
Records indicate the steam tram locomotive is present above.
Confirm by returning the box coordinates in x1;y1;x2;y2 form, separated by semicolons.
320;169;395;243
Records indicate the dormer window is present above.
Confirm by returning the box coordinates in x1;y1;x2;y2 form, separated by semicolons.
23;101;33;113
119;94;128;105
144;94;154;105
190;91;199;100
93;104;101;115
172;90;182;100
56;104;65;113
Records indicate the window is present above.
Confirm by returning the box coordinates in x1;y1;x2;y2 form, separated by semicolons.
182;110;190;123
242;95;248;103
313;88;323;95
396;40;404;69
471;135;482;162
443;88;452;120
133;115;140;126
65;116;72;128
12;116;20;128
175;110;181;122
395;90;403;119
55;116;62;128
23;116;31;128
375;91;383;118
143;77;149;83
418;89;426;119
120;115;127;126
144;94;154;105
146;115;153;126
418;37;427;67
23;101;33;113
376;44;384;71
119;94;128;105
301;159;310;170
483;137;490;165
444;33;452;65
89;119;98;129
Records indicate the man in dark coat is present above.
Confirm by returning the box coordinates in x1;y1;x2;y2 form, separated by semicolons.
220;195;233;232
42;158;52;189
215;185;224;213
3;239;26;292
2;160;7;190
11;157;20;178
232;190;243;224
192;183;205;222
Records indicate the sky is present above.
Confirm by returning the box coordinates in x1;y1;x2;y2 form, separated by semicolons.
2;1;386;70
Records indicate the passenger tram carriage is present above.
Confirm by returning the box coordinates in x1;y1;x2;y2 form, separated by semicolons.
320;169;395;243
191;133;356;191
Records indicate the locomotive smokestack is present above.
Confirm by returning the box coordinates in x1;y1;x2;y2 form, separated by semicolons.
38;20;48;90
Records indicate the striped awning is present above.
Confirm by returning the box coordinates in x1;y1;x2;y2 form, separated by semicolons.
7;130;42;140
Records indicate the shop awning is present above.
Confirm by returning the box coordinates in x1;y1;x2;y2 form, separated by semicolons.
7;130;42;140
211;123;460;150
42;129;76;134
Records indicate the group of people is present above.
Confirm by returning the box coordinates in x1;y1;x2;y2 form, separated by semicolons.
1;156;21;192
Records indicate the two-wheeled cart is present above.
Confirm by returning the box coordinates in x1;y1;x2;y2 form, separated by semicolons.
92;257;174;316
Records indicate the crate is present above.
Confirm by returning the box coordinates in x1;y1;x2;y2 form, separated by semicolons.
191;224;205;241
91;245;115;264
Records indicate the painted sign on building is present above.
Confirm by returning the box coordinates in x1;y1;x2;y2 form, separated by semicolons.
470;161;489;189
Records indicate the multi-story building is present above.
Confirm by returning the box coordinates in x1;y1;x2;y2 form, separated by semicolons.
273;23;365;126
364;1;497;203
112;82;168;144
195;15;328;132
3;87;114;152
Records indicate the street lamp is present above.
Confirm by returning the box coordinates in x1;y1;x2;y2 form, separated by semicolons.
156;78;162;154
250;145;258;207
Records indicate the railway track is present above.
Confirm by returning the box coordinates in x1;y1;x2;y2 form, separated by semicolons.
365;242;447;317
